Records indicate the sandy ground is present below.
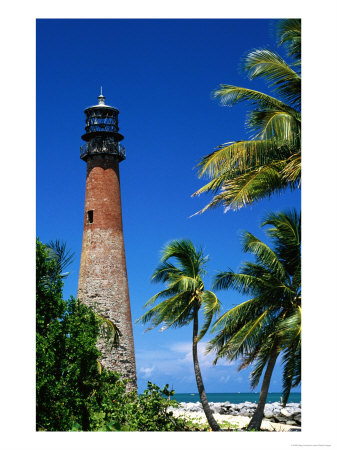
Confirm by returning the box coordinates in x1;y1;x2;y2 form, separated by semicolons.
171;410;301;432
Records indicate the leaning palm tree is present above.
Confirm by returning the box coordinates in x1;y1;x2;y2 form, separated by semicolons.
193;19;301;213
136;239;221;431
208;210;301;430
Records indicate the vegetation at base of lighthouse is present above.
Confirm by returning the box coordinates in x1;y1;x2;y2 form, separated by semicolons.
36;238;225;431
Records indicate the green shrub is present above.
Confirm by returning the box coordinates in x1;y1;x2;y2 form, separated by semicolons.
36;239;192;432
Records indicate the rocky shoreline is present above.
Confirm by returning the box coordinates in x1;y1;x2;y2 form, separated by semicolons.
168;401;301;428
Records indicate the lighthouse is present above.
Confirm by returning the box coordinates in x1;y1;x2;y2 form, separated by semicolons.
77;90;137;390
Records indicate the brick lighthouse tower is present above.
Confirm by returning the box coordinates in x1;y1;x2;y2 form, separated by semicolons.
78;90;137;390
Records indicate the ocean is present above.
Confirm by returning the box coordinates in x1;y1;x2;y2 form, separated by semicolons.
171;392;301;404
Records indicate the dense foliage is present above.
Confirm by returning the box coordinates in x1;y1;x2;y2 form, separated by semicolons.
36;239;204;431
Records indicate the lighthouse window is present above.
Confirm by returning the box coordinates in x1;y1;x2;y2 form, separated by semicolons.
87;210;94;224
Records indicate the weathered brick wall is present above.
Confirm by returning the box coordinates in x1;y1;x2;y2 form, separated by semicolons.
78;154;137;390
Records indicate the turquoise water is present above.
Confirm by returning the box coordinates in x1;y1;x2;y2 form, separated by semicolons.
172;392;301;404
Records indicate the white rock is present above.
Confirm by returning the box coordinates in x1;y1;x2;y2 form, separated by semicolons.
286;420;298;425
281;408;294;417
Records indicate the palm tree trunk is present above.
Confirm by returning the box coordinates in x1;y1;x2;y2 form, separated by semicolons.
247;347;280;430
192;305;221;431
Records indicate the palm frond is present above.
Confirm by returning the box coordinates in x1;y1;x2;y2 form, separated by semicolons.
151;262;184;284
136;291;193;329
46;240;75;278
281;151;301;184
214;310;270;363
195;162;290;213
213;85;299;116
276;307;301;345
250;339;277;389
281;337;301;404
213;270;266;295
97;315;121;349
160;239;207;279
198;290;221;340
277;19;301;61
246;109;301;141
243;49;301;108
210;297;257;333
159;295;196;330
168;274;201;293
195;139;293;180
143;286;182;308
241;231;286;279
262;209;301;275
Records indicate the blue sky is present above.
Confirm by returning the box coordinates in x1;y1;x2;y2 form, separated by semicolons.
36;18;302;394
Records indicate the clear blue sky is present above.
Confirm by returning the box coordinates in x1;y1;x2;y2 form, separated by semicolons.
36;19;301;393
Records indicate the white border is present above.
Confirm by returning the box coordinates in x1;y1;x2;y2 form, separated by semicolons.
1;1;337;449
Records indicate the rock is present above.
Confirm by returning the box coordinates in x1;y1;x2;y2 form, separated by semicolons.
232;404;241;410
286;420;298;426
293;414;301;423
264;410;274;419
280;407;294;417
244;401;254;407
211;403;223;414
223;401;231;407
240;408;251;417
188;404;202;412
275;415;288;422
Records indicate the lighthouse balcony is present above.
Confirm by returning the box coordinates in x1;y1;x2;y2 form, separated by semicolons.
80;140;126;161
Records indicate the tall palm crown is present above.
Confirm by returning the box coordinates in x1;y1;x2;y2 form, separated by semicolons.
193;19;301;212
137;239;221;431
208;210;301;427
137;239;220;338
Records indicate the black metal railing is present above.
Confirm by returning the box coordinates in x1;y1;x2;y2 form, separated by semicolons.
80;140;126;161
85;123;118;134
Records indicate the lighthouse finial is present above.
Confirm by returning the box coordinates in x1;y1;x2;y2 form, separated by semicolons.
98;86;105;105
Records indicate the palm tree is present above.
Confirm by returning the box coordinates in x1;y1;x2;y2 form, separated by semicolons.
193;19;301;213
46;239;75;278
136;239;221;431
208;210;301;430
